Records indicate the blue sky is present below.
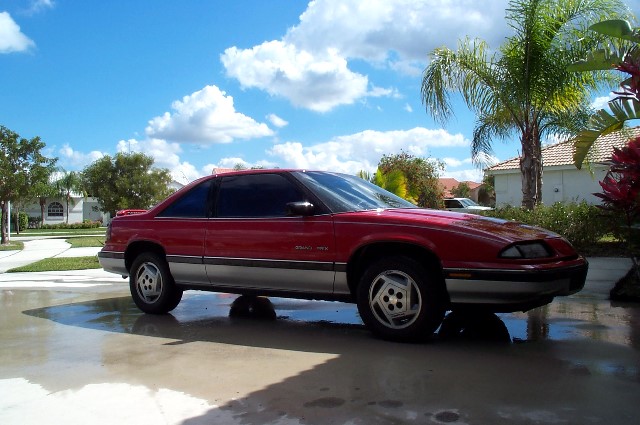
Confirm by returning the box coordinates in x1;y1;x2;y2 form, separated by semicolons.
1;0;638;184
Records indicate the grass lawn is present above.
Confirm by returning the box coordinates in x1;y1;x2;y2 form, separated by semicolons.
0;241;24;251
7;256;100;273
11;228;105;237
66;236;105;248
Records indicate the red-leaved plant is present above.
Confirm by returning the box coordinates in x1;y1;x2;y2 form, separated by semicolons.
595;136;640;226
594;136;640;282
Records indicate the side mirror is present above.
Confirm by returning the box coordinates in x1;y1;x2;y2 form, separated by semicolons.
286;201;315;216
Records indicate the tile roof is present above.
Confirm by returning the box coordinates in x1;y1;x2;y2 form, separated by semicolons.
438;178;482;191
486;127;640;171
438;178;482;198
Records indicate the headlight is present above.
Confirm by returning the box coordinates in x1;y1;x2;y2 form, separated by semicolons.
500;242;552;259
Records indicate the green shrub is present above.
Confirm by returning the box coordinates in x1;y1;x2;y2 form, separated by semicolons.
485;202;609;250
40;220;102;230
10;212;29;231
28;216;41;229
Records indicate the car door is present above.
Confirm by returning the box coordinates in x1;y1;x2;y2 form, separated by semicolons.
204;173;336;294
153;179;213;285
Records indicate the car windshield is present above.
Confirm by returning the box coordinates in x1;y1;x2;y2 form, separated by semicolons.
293;171;416;213
459;198;479;207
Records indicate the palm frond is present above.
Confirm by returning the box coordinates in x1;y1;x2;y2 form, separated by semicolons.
573;98;640;168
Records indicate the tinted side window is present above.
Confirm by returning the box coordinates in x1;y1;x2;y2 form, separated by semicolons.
217;174;305;218
157;180;213;218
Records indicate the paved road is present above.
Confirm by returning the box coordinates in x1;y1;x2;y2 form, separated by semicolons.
0;241;638;425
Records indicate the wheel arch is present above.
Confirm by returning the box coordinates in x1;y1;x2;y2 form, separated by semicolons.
124;241;167;273
346;242;449;304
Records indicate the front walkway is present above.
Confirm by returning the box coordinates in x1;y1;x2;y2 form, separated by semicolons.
0;239;101;273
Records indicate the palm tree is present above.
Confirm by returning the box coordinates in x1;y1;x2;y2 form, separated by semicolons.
55;171;84;224
421;0;628;209
32;179;60;227
569;19;640;168
358;169;415;203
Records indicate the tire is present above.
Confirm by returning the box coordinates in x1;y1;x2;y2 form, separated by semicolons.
129;252;183;314
357;256;445;342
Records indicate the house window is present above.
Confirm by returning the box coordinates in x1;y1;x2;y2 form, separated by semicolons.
47;202;64;218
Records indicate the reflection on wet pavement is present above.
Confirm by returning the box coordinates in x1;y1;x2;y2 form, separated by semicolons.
20;290;640;350
5;288;640;424
19;291;640;386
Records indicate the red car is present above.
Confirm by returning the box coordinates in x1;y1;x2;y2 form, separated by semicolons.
98;169;588;342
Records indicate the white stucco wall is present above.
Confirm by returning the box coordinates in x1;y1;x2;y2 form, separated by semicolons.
20;197;107;225
491;165;609;207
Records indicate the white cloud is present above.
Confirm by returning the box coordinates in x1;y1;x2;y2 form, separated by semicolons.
404;103;413;113
267;113;288;128
26;0;55;15
59;144;104;168
145;85;274;143
444;168;484;182
286;0;509;63
221;0;510;112
591;94;613;110
268;127;469;174
117;138;202;184
443;157;472;168
222;42;370;112
0;12;35;53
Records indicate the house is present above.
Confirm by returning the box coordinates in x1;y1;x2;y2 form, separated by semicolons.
17;179;189;227
485;128;640;207
438;178;483;202
21;195;107;226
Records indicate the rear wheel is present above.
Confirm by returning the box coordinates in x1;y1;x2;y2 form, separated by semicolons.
130;252;183;314
357;256;445;342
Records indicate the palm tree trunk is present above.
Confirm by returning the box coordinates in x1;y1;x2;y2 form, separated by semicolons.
520;127;542;210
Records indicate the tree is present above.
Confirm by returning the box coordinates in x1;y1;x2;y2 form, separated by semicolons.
569;19;640;168
0;126;57;243
82;152;174;218
378;152;444;209
421;0;628;209
55;171;84;224
31;177;60;227
452;182;471;198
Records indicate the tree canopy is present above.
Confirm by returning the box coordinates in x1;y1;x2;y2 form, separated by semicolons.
421;0;629;209
0;125;57;243
55;171;84;223
82;152;174;217
377;152;444;209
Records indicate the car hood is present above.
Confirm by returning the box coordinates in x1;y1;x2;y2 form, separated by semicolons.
348;208;559;243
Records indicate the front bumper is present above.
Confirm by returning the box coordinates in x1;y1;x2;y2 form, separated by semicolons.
444;259;588;312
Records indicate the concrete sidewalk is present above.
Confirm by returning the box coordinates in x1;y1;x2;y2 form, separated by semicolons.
0;239;101;273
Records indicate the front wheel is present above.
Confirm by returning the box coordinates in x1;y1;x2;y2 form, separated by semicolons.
130;252;183;314
357;256;445;342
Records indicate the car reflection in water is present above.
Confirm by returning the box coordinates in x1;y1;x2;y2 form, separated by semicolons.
23;290;640;351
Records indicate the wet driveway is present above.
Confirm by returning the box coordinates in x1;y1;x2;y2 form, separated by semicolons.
1;271;639;425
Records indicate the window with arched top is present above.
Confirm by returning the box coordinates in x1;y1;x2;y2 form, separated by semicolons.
47;202;64;218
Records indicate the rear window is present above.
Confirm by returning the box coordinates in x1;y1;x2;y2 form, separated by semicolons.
157;180;213;218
